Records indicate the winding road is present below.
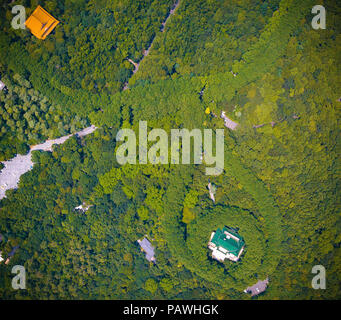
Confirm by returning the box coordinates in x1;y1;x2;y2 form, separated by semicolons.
123;0;180;90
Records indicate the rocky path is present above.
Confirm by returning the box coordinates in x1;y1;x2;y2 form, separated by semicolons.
0;125;97;200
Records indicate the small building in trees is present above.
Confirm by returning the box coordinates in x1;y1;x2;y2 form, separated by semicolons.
0;80;5;91
4;245;19;265
137;237;156;262
74;202;92;212
207;179;217;203
244;278;269;297
0;234;4;263
208;226;245;262
221;111;238;130
25;6;59;40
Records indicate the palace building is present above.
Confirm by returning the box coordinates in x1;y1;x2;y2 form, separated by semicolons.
208;226;245;262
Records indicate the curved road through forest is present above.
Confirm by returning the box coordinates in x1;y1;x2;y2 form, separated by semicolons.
123;0;180;90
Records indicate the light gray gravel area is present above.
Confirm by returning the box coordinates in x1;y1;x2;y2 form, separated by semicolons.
0;125;97;200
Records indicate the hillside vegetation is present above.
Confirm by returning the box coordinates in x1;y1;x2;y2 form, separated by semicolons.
0;0;340;299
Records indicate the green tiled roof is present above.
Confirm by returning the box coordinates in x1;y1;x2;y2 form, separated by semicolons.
211;227;244;255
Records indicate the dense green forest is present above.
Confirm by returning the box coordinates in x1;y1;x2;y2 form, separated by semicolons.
0;0;340;299
131;0;280;83
0;70;88;160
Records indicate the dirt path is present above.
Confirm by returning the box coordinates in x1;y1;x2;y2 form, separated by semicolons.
0;125;97;200
123;0;180;90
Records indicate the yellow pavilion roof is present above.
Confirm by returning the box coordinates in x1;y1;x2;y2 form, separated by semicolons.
25;5;59;40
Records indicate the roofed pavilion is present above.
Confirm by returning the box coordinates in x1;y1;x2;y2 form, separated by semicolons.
25;6;59;40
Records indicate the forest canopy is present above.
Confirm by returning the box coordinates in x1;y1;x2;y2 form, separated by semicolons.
0;0;340;300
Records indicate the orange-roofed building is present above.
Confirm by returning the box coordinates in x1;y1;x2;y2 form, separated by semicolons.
25;6;59;40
